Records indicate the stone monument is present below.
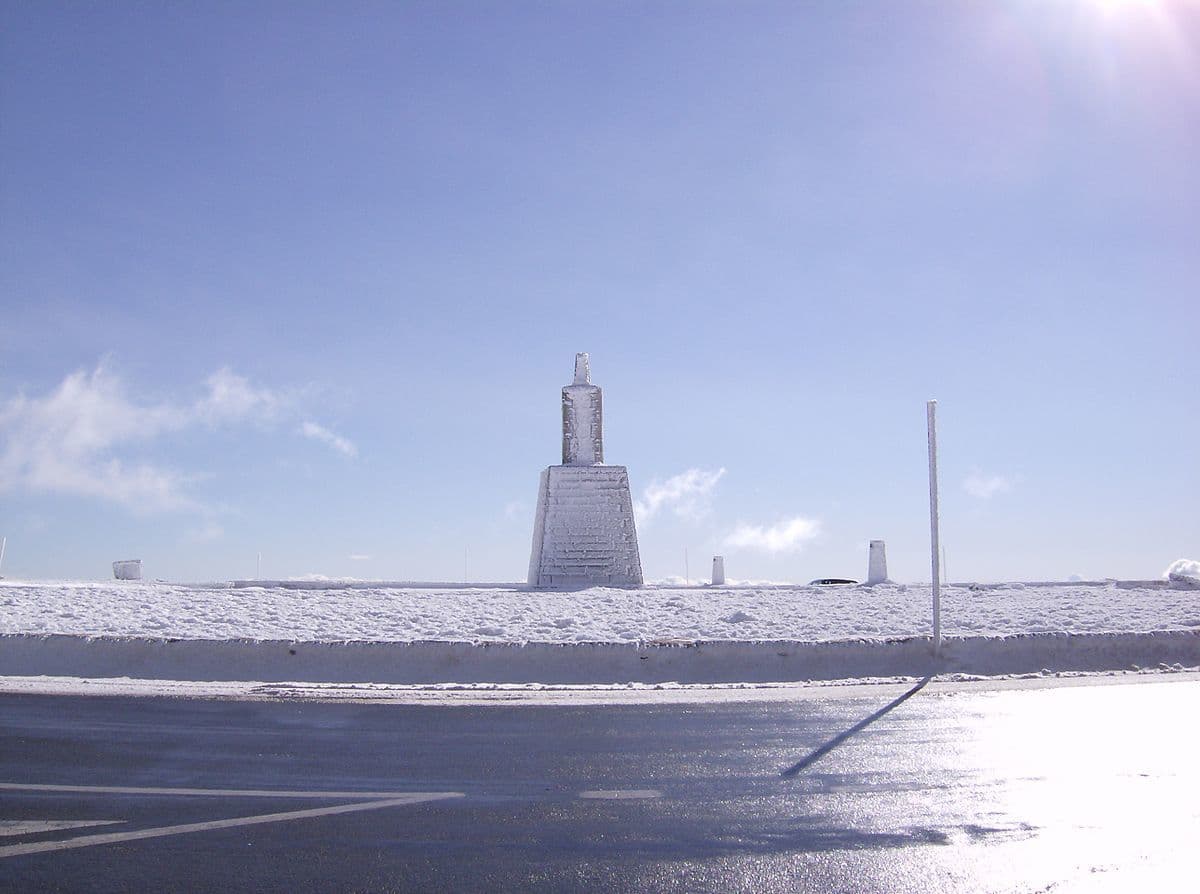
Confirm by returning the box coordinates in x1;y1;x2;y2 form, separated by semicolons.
527;353;643;588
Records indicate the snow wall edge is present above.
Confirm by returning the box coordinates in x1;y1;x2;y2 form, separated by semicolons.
1;631;1197;685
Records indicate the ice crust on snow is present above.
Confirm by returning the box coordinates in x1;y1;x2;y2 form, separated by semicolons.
0;580;1196;644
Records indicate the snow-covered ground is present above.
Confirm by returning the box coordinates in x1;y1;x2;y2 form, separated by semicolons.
1;579;1197;643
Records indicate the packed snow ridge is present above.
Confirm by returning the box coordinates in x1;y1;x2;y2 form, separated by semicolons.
1;579;1197;644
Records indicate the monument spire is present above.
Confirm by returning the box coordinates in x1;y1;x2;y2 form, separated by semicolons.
562;351;603;465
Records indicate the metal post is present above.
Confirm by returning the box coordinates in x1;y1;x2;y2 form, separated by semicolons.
927;400;942;656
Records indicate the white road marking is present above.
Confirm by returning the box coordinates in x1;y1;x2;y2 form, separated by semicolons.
0;782;438;799
578;789;662;800
0;820;123;837
0;793;462;859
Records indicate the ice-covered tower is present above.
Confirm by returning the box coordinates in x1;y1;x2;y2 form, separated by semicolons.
528;353;643;588
562;352;603;465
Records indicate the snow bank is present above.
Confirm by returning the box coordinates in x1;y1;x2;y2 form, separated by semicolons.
1;580;1196;644
1;579;1195;685
1;631;1196;685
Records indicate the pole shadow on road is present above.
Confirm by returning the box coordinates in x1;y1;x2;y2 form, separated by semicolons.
780;676;932;778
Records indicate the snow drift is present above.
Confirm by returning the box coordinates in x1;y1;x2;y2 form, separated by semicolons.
1;579;1195;685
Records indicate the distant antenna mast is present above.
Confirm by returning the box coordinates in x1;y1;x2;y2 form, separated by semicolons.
0;536;6;577
256;552;261;580
684;547;690;585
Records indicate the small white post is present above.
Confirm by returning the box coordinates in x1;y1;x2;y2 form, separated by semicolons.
867;540;888;585
927;400;942;656
712;555;726;586
0;536;6;576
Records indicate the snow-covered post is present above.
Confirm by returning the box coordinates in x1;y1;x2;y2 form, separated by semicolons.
927;400;942;656
712;555;725;586
867;540;887;585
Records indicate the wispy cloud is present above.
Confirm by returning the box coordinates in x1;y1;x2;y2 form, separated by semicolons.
0;364;197;512
964;471;1013;499
723;516;821;553
186;520;225;543
300;421;357;458
197;367;284;424
635;467;726;524
0;362;349;513
503;500;527;521
348;553;371;561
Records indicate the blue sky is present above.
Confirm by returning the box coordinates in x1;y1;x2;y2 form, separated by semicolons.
2;1;1197;583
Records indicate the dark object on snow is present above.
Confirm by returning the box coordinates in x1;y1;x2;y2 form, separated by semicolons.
809;578;858;586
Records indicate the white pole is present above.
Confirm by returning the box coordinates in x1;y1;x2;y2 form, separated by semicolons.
0;536;6;575
927;400;942;656
684;548;690;585
256;552;261;580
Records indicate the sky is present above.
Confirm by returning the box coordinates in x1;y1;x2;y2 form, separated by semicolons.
1;0;1197;584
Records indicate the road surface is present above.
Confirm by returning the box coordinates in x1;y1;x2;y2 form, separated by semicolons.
1;676;1196;891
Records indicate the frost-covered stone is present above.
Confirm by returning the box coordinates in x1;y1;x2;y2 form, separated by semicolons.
528;466;642;588
1164;558;1200;589
529;354;642;588
112;559;142;581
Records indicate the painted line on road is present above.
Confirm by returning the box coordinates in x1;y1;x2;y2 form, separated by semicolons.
0;781;442;800
0;819;123;837
578;790;662;800
0;793;463;859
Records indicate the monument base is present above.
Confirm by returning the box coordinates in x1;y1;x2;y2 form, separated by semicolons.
528;465;643;589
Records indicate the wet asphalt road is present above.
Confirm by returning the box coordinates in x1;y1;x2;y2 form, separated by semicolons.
1;677;1197;892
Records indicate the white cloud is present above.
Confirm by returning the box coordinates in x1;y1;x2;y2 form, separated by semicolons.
0;365;196;512
635;467;726;524
0;362;347;513
503;500;527;521
723;516;821;554
197;367;283;424
964;471;1013;499
300;421;357;458
348;553;371;561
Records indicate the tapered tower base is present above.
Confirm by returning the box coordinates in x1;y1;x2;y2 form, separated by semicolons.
528;465;643;589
